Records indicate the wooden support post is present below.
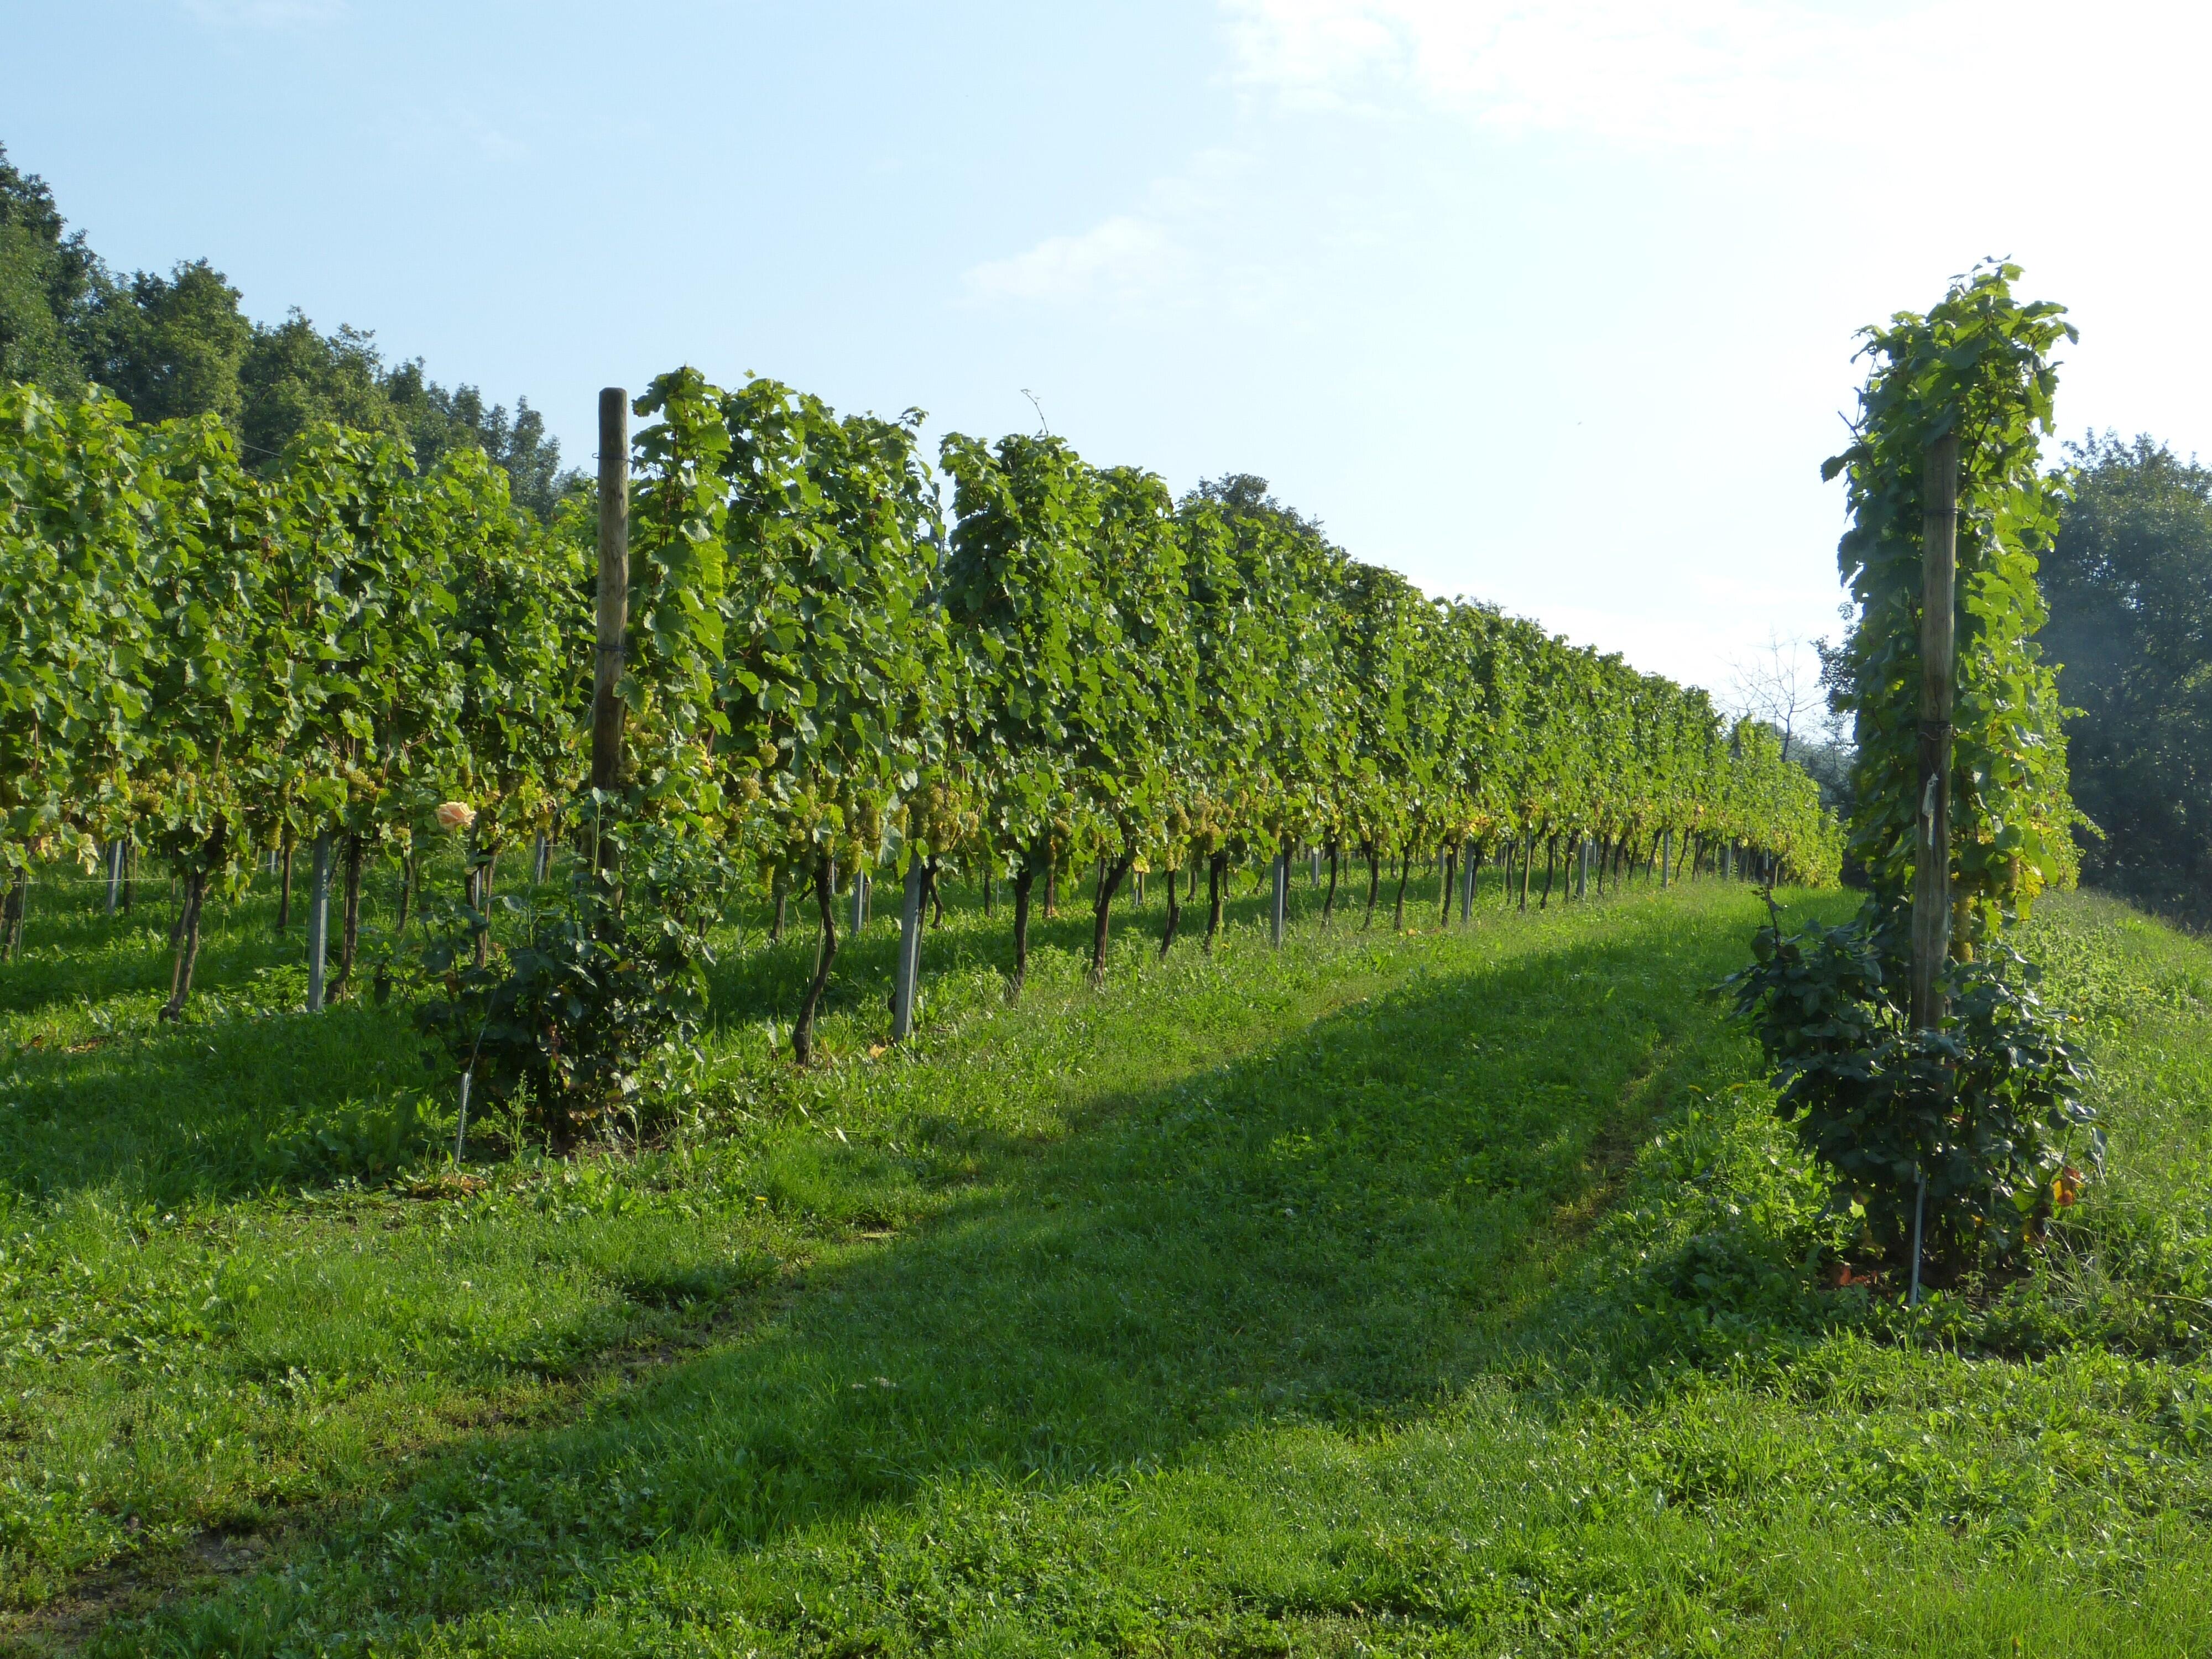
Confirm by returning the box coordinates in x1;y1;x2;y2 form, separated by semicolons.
1911;431;1959;1032
305;831;332;1011
892;852;925;1041
591;387;630;880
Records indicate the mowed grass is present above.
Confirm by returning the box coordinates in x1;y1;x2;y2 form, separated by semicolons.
0;858;2207;1655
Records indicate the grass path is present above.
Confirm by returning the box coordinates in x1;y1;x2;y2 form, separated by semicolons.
3;870;2209;1654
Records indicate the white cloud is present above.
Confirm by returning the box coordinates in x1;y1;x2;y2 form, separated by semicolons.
1220;0;2211;152
1225;0;1863;141
965;215;1190;305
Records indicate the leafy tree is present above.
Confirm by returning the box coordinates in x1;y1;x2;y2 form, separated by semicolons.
0;143;105;394
0;144;568;510
384;361;573;518
93;260;253;429
2041;434;2212;922
237;312;401;462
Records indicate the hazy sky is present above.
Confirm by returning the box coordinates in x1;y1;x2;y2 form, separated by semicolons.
10;1;2210;698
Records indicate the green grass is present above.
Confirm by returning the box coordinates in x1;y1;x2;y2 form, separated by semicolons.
1;860;2208;1655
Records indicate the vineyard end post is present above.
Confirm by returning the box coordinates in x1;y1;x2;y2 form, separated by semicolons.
1911;431;1959;1032
591;387;630;875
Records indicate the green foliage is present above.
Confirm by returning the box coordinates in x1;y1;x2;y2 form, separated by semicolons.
414;830;721;1147
0;143;573;511
940;430;1100;877
1;352;1840;1031
1724;913;2097;1264
1823;260;2081;930
0;143;102;395
0;383;160;869
2042;433;2212;924
257;424;469;854
93;260;255;430
0;383;592;1013
721;375;945;865
1739;264;2093;1272
440;448;589;849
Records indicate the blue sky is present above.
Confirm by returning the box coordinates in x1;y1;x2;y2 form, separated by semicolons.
11;1;2210;701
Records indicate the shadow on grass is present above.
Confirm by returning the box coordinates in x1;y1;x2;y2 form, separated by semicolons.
118;898;1760;1652
703;867;1496;1030
0;867;455;1207
0;848;1510;1211
0;1000;446;1207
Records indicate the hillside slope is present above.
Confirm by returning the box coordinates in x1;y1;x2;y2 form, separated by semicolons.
1;875;2206;1656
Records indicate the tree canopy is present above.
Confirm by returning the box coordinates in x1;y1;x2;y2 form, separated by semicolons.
2043;434;2212;922
0;140;572;516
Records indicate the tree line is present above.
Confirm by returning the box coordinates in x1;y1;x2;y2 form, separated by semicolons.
2039;435;2212;926
0;141;570;515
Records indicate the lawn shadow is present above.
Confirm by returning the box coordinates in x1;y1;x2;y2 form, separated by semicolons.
0;997;443;1208
701;867;1491;1033
0;851;1524;1212
123;897;1761;1646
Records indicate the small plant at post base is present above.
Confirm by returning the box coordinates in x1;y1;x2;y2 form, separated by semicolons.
415;821;719;1152
1724;907;2097;1272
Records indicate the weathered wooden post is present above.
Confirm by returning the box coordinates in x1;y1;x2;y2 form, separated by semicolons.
591;387;630;883
1911;432;1959;1033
